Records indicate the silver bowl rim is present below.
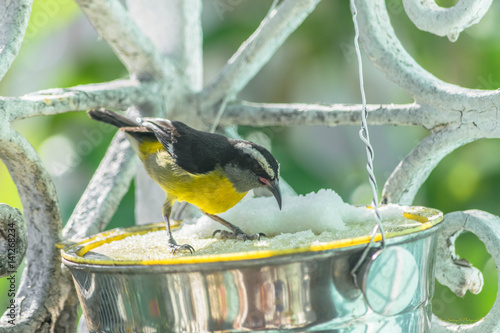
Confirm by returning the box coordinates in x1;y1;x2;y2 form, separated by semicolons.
61;206;444;273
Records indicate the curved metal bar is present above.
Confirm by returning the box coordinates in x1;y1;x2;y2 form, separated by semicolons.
402;0;492;41
381;122;500;205
356;0;500;111
431;211;500;332
0;0;32;81
0;123;72;330
355;0;500;206
200;0;322;109
75;0;174;80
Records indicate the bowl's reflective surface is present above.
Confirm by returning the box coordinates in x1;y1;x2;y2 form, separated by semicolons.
63;207;443;332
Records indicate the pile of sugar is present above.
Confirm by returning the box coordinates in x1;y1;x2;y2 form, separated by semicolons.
88;189;422;261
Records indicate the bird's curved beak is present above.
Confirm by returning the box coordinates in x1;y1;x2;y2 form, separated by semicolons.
266;179;282;210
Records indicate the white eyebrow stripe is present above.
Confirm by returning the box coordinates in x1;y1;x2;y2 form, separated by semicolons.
235;142;275;179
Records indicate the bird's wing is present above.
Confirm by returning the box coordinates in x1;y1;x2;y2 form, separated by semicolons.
140;119;230;174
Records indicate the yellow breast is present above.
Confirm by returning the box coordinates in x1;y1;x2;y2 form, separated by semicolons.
168;170;246;215
141;148;247;215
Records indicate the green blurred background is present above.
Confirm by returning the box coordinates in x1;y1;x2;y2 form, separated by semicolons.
1;0;499;326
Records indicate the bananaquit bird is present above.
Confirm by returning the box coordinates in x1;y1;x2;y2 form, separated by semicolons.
88;109;282;253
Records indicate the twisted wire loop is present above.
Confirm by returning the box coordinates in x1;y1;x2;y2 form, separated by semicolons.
349;0;387;284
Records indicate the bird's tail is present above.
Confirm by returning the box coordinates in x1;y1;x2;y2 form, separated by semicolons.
87;108;155;144
87;108;138;128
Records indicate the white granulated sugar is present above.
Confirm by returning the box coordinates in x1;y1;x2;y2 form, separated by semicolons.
87;190;422;261
179;189;407;237
178;189;352;238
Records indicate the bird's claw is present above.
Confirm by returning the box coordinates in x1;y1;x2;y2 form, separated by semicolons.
170;241;195;254
213;229;266;241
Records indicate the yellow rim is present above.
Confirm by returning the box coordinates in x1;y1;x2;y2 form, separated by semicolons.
60;207;443;266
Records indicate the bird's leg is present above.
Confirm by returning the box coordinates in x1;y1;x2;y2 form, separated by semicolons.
204;212;266;241
170;201;188;228
162;199;194;254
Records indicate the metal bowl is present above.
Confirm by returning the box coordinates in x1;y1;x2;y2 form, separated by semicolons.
62;206;443;333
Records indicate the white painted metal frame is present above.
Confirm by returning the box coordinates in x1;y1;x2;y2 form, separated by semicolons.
0;0;499;331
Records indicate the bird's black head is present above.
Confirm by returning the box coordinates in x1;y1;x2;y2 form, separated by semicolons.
224;140;282;209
